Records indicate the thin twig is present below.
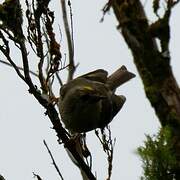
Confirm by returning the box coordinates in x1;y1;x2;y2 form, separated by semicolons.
0;25;21;49
19;40;36;88
68;0;75;58
33;4;47;93
0;59;39;77
95;127;115;180
0;174;6;180
0;2;96;179
0;31;25;81
60;0;75;82
42;26;54;96
56;72;63;86
33;172;43;180
43;140;64;180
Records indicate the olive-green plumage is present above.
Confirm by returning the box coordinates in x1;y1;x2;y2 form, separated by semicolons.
59;66;135;133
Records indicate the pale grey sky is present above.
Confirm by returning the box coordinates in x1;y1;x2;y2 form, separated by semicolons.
0;0;179;179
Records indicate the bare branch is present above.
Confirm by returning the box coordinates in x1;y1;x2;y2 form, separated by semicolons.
55;72;63;86
0;174;6;180
68;0;74;56
25;0;47;93
95;126;115;180
33;172;43;180
0;25;21;49
60;0;75;82
0;59;39;77
0;1;96;179
43;10;61;84
0;31;25;81
43;140;64;180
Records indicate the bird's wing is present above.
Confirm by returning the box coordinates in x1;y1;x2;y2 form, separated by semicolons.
111;94;126;117
78;69;108;83
60;69;107;98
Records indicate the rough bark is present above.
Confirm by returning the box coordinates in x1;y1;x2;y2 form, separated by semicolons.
110;0;180;178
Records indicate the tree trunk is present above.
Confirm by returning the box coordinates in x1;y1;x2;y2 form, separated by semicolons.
111;0;180;178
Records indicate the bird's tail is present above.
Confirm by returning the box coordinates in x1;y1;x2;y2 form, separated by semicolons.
106;66;135;90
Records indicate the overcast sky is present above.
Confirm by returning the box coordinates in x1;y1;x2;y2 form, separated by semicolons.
0;0;180;179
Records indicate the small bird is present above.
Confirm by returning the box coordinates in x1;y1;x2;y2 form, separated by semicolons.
59;66;135;133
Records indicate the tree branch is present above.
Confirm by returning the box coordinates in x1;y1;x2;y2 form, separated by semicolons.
0;31;25;81
60;0;75;82
43;140;64;180
0;59;39;77
0;1;98;179
111;0;180;126
95;127;115;180
110;0;180;178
